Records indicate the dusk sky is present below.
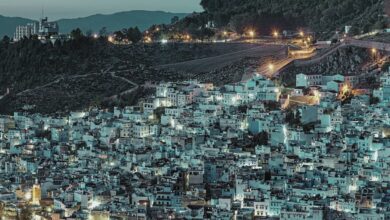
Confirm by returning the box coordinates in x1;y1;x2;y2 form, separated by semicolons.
0;0;203;20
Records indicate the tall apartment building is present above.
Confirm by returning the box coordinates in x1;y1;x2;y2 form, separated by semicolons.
14;22;38;41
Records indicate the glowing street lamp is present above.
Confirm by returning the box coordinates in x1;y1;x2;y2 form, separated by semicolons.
371;48;377;54
273;31;279;38
145;37;152;43
248;30;255;38
299;31;304;37
268;64;275;71
108;36;114;43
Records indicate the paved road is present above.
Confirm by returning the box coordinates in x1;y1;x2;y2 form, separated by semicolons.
295;39;390;67
157;44;286;73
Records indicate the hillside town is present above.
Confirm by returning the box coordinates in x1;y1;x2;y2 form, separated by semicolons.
0;63;390;219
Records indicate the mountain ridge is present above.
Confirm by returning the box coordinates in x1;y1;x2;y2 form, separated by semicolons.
0;10;188;37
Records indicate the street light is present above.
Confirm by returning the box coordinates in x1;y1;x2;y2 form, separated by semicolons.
249;30;255;38
371;48;377;54
273;31;279;38
268;64;275;71
299;31;304;37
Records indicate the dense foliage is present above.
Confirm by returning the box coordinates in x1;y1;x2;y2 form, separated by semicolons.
200;0;386;36
113;27;143;43
0;36;110;94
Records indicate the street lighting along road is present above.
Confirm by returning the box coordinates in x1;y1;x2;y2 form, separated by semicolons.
249;30;255;38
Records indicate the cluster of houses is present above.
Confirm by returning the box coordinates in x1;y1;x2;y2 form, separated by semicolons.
296;73;363;92
0;70;390;219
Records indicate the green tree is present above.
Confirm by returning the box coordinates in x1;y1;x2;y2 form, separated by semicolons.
99;27;108;37
126;27;142;43
2;35;10;44
171;16;180;24
114;30;125;41
70;28;84;40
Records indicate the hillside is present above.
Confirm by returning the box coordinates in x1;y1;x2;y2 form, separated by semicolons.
0;11;187;37
200;0;386;37
0;38;272;114
57;11;188;34
0;15;34;38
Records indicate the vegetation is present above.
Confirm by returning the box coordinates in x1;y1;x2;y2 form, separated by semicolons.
370;96;380;105
0;35;110;94
285;109;301;126
199;0;386;38
113;27;143;43
0;35;259;113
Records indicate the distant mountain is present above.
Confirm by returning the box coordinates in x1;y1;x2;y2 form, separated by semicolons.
57;10;188;34
0;15;34;38
0;11;188;37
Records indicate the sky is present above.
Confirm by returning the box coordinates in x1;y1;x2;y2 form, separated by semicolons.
0;0;203;20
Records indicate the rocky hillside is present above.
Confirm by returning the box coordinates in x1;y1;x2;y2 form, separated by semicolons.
279;47;383;87
200;0;386;37
0;38;267;114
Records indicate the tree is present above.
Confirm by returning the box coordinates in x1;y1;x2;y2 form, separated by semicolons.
126;27;142;43
2;35;10;44
348;26;360;36
285;109;301;126
382;62;390;72
85;30;93;37
114;30;125;41
253;131;269;146
373;20;386;30
171;16;180;24
285;109;295;125
99;27;108;37
294;110;301;125
70;28;84;40
370;96;380;105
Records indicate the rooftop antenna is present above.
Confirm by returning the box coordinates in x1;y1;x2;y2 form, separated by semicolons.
41;6;44;19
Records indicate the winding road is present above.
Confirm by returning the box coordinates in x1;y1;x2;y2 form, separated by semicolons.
157;44;286;73
249;38;390;80
3;38;390;102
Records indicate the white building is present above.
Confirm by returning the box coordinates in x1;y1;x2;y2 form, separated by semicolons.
14;22;38;41
296;73;322;88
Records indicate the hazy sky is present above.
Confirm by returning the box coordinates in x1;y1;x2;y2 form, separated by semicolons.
0;0;203;20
